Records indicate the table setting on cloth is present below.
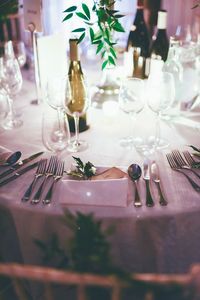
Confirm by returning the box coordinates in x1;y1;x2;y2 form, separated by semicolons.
1;32;200;280
0;63;200;278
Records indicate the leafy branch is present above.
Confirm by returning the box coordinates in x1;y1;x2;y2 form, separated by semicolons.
189;145;200;167
66;156;96;179
192;0;200;8
62;1;125;70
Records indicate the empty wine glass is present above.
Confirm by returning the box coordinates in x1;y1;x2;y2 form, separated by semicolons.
1;41;23;129
118;77;145;148
42;107;69;152
63;76;90;152
45;77;70;151
13;41;26;68
147;71;175;149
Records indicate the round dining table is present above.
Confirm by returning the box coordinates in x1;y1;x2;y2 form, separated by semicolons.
0;65;200;287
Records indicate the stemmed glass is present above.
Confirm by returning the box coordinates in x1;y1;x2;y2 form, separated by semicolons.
13;41;26;68
63;76;90;152
1;41;23;129
146;71;175;149
118;77;144;148
45;77;70;152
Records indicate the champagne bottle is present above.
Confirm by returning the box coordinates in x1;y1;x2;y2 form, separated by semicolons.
67;38;88;133
126;0;150;79
150;10;169;62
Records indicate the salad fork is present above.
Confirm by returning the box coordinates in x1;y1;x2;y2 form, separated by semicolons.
21;159;47;202
31;156;58;204
166;153;200;192
43;160;65;205
171;150;200;179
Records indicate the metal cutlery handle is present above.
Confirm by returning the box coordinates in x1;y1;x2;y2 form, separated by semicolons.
134;181;142;207
31;178;47;204
176;169;200;192
43;180;57;205
145;180;154;207
156;182;168;206
21;177;37;202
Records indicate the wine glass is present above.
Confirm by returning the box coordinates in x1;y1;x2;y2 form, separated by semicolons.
118;77;145;148
13;41;26;68
63;76;90;152
146;71;175;149
42;106;69;152
1;41;23;129
45;77;70;151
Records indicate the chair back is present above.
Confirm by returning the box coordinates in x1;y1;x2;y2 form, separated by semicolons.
0;262;199;300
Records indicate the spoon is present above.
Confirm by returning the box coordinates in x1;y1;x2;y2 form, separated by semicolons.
128;164;142;207
0;151;21;166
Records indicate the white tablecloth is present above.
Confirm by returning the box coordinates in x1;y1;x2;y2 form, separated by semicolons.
1;69;200;276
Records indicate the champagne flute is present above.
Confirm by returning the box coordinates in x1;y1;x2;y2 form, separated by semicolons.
118;77;145;148
146;71;175;149
1;41;23;129
63;76;90;152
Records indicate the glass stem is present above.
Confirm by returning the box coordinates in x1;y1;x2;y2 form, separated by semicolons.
57;108;62;132
7;96;14;122
155;113;161;147
74;114;79;147
129;112;136;140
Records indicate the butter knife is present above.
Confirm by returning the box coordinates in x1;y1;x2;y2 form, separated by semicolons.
143;158;154;207
0;151;43;179
0;162;38;187
151;161;168;206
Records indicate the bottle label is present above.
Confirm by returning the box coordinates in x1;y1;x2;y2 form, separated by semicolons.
157;11;167;29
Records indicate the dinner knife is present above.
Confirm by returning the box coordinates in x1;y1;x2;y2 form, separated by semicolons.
151;161;168;206
143;158;154;207
0;162;38;187
0;151;43;179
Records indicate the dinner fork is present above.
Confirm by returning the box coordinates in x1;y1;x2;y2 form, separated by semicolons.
43;160;64;205
166;153;200;192
31;156;58;204
171;150;200;179
21;159;47;202
183;151;200;169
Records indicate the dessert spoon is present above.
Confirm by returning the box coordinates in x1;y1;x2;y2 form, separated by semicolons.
0;151;21;166
128;164;142;207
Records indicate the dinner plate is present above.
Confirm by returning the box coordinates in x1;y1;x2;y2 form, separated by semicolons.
59;166;132;207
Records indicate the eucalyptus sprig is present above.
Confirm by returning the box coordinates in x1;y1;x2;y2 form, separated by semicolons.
62;0;125;70
192;0;200;9
189;145;200;167
66;156;96;179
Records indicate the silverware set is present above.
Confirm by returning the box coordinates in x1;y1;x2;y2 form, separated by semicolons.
128;159;167;207
166;150;200;192
22;156;65;205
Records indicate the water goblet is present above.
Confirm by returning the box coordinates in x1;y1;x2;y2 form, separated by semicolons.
146;71;175;149
1;41;23;129
63;76;90;153
118;77;145;148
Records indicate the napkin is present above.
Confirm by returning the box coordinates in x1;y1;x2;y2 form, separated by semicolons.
0;146;21;165
59;166;132;207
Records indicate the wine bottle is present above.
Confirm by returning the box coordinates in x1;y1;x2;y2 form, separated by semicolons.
126;0;150;79
150;10;169;62
67;38;88;133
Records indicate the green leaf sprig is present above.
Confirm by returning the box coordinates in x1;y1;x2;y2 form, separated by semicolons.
189;145;200;167
62;1;125;70
66;156;96;179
